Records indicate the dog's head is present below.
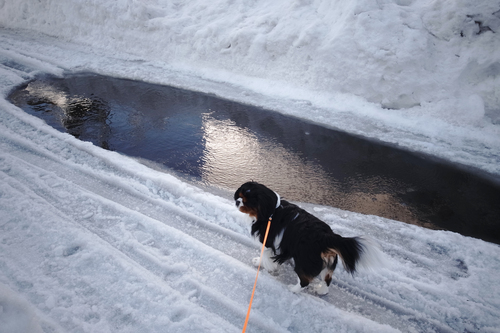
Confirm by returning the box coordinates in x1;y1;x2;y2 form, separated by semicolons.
234;182;280;221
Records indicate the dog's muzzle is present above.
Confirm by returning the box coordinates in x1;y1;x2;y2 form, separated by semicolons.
236;197;243;208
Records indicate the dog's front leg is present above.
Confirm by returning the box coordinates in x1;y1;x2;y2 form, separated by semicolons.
252;247;278;271
288;278;306;293
288;269;311;293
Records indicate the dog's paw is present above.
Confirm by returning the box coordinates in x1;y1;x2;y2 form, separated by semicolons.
252;257;261;267
288;283;304;293
314;283;329;295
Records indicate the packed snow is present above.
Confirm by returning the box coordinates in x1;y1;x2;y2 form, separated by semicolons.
0;0;499;332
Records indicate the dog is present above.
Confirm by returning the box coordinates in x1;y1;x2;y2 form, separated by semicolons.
234;181;383;295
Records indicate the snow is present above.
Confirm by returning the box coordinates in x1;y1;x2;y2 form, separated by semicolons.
0;0;499;332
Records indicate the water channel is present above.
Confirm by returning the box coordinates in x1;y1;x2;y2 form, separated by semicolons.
8;73;500;244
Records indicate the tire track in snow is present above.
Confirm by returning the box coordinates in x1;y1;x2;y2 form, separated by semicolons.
0;151;304;331
0;153;277;332
0;174;242;332
0;151;342;333
0;153;415;333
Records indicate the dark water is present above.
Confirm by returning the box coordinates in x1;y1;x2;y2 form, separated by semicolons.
8;73;500;244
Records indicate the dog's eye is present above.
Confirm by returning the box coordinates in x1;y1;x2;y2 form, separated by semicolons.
245;189;251;193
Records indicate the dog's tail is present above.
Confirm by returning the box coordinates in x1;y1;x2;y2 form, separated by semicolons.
324;236;385;275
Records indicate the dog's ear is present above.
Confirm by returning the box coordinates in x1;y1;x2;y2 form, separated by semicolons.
256;187;278;221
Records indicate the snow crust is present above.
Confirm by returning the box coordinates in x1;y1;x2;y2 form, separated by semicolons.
1;0;500;332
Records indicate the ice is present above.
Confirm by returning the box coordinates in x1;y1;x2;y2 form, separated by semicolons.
0;0;500;332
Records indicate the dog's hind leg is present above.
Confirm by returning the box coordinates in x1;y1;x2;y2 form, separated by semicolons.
315;267;333;295
315;253;338;295
324;254;338;285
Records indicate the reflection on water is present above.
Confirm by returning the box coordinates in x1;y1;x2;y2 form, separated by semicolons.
201;114;419;225
200;114;336;203
22;80;111;148
8;73;500;244
199;114;418;225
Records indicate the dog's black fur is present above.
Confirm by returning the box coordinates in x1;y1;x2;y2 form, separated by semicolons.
234;181;376;293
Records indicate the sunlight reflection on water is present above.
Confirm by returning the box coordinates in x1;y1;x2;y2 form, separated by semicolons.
200;113;336;200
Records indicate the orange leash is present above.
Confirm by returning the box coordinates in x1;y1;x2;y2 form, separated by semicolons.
242;217;272;333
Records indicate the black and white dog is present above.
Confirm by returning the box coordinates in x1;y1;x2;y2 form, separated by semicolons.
234;181;383;295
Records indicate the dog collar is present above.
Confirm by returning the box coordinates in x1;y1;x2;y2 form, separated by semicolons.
274;191;281;209
268;191;281;221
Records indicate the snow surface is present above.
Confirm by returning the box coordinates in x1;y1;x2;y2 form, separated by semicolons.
0;0;500;332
